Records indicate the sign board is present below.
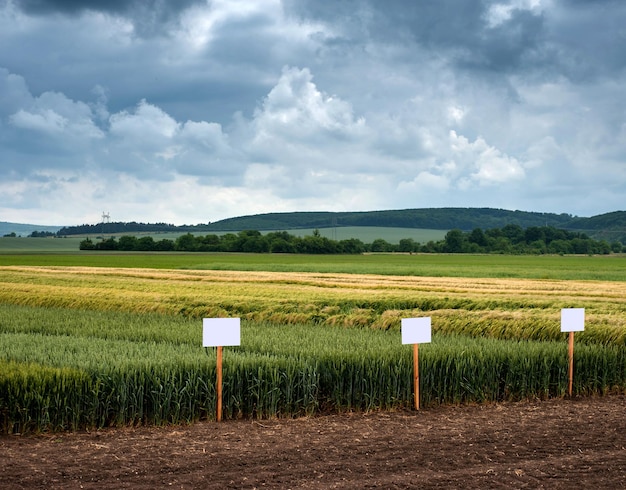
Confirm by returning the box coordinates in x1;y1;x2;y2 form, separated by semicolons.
401;317;432;344
561;308;585;332
203;318;241;347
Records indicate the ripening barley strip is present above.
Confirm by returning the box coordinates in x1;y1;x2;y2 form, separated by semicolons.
2;302;625;353
1;266;619;308
2;267;626;343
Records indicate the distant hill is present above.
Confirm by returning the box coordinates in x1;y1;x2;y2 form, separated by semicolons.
0;222;62;237
563;211;626;243
203;208;576;232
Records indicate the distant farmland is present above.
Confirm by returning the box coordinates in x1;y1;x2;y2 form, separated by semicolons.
266;226;447;243
0;226;447;252
0;236;84;253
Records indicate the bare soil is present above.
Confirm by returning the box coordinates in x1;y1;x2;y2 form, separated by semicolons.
2;395;625;489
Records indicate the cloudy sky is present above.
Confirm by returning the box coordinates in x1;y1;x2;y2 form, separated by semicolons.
1;0;625;226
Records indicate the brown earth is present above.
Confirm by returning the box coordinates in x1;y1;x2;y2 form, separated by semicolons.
2;395;625;489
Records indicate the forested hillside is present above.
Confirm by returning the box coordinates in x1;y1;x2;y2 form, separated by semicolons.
564;211;626;244
203;208;575;231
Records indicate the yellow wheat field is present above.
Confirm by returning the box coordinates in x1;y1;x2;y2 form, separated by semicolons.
1;265;625;343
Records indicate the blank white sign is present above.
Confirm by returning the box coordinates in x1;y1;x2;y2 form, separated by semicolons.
401;317;432;344
561;308;585;332
203;318;241;346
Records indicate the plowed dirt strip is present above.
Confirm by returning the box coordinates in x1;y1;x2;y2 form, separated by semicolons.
2;396;625;489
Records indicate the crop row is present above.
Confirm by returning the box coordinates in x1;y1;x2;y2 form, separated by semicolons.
1;305;626;433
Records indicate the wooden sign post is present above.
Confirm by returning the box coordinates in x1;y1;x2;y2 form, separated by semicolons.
203;318;241;421
401;318;432;410
560;308;585;397
216;345;223;421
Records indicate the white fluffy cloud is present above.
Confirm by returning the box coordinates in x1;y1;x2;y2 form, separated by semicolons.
450;131;526;187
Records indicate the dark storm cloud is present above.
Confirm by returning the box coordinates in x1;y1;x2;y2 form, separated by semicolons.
285;0;624;78
15;0;204;16
547;0;626;80
284;0;486;46
16;0;136;14
15;0;208;35
284;0;545;71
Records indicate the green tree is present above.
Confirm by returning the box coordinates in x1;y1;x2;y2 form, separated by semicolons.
339;238;365;254
492;236;512;253
95;237;118;250
398;238;417;253
269;237;295;253
236;230;269;253
571;238;591;254
198;234;220;252
219;233;239;252
443;229;467;253
117;235;138;251
175;233;198;251
242;235;270;253
501;224;524;243
524;226;546;244
420;240;441;253
136;236;155;251
154;239;175;251
298;235;337;254
547;239;572;255
79;238;95;250
370;238;394;252
468;228;487;247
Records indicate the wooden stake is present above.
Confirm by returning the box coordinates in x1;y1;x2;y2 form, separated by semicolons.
216;345;223;421
413;343;420;410
568;331;574;397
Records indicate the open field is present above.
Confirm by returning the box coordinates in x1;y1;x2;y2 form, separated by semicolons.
2;253;626;487
1;255;625;434
1;252;625;280
0;237;84;252
264;226;448;243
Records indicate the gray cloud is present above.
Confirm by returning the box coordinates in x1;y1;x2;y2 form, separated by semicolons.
14;0;208;35
0;0;625;225
285;0;544;68
287;0;626;80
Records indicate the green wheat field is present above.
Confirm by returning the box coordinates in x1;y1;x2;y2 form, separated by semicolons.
1;251;625;433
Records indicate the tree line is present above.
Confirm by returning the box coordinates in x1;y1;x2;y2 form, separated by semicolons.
433;225;620;254
79;225;621;254
59;222;187;236
79;230;366;254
